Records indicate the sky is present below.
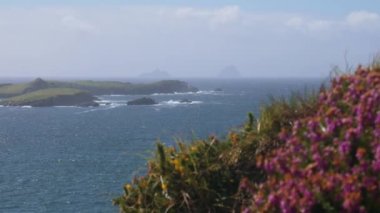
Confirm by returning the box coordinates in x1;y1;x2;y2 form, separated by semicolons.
0;0;379;78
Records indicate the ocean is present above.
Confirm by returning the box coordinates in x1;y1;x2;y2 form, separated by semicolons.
0;78;324;212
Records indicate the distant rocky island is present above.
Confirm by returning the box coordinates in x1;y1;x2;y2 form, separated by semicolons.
218;65;241;78
139;69;171;79
0;78;198;107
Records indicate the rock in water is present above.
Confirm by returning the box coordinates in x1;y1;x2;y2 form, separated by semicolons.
179;99;192;103
127;97;157;105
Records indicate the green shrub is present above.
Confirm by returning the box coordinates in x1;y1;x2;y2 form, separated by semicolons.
114;88;320;212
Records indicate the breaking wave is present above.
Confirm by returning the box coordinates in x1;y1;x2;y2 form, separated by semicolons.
158;100;203;106
152;90;223;96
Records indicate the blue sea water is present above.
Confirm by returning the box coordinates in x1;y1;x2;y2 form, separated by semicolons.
0;78;323;212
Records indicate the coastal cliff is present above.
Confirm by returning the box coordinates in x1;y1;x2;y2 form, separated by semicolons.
0;88;98;107
0;78;198;107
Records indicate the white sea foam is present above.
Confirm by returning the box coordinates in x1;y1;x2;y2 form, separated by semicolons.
109;103;127;107
194;91;218;95
54;106;80;108
76;100;126;114
152;90;222;96
158;100;203;106
21;106;32;108
109;94;127;97
95;99;127;107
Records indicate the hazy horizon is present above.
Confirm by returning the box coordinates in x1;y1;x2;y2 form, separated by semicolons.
0;0;379;78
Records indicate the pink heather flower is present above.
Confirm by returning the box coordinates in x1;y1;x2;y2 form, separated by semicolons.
308;132;322;142
242;208;251;213
355;125;364;136
239;177;250;190
312;153;325;170
374;145;380;160
242;69;380;212
374;128;380;138
372;159;380;172
359;206;367;213
307;120;318;130
278;129;289;141
355;148;366;161
345;128;357;140
268;193;278;205
263;159;275;172
280;200;292;213
292;120;302;132
363;177;377;191
326;121;338;134
342;117;353;126
375;112;380;126
254;196;264;207
339;141;351;155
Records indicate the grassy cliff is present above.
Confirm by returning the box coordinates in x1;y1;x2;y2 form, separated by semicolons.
0;78;198;107
0;79;198;98
114;64;380;212
0;88;98;107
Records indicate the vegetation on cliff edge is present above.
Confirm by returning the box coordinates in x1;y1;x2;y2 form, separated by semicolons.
114;62;380;212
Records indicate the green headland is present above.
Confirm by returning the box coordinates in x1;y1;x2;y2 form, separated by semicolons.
0;78;198;107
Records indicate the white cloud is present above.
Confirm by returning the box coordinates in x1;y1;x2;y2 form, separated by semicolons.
61;15;97;33
0;6;378;78
346;10;380;27
175;6;240;26
285;17;304;28
175;7;205;18
210;5;240;25
307;20;333;31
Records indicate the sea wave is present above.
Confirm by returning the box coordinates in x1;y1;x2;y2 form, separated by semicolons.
152;90;222;96
109;94;127;97
95;100;127;107
53;106;81;108
158;100;203;106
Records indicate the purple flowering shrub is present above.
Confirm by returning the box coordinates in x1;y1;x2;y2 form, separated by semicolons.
241;66;380;212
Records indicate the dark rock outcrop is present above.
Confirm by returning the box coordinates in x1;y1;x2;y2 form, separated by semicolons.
23;78;49;93
180;99;192;103
127;97;157;105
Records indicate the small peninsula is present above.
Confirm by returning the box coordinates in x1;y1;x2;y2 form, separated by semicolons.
0;78;198;107
0;88;99;107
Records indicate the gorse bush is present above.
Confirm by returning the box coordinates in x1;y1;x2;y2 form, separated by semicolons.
114;63;379;213
114;138;246;212
114;91;319;212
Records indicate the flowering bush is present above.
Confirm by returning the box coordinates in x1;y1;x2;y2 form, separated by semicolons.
115;63;379;213
241;66;380;212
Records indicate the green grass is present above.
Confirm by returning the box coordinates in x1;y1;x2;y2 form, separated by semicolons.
73;80;130;89
0;83;30;96
0;79;196;98
3;88;85;103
